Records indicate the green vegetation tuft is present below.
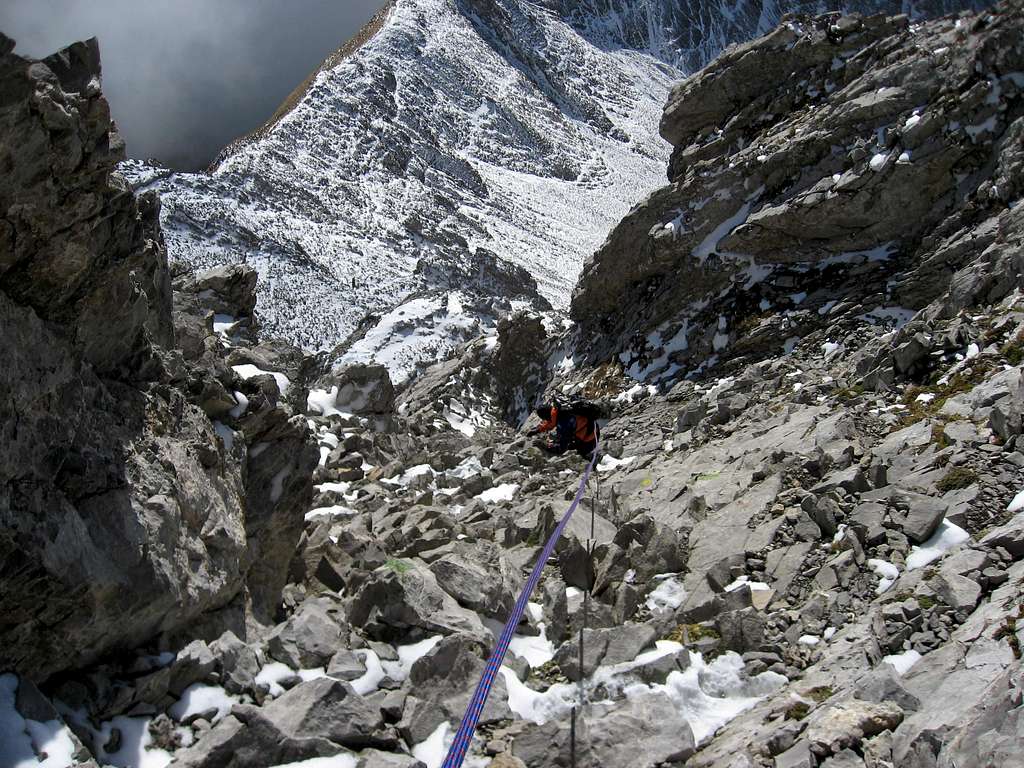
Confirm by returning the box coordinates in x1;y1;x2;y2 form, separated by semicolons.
994;604;1023;660
898;364;994;428
835;385;866;402
786;701;811;721
385;558;413;574
1001;330;1024;366
806;686;834;703
665;623;721;644
936;466;979;493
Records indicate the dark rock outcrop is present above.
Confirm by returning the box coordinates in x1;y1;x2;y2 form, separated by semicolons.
0;35;316;680
571;2;1024;382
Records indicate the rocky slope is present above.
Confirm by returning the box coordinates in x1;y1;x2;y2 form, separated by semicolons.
123;0;980;381
3;3;1024;768
0;34;318;682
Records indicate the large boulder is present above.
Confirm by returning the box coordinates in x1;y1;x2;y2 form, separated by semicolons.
267;597;348;669
347;560;489;645
311;364;396;416
172;678;386;768
427;541;522;619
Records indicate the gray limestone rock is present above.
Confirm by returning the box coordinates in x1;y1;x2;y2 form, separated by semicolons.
428;542;522;619
211;631;261;695
173;678;386;767
268;598;347;670
0;35;316;681
855;666;921;712
169;640;217;696
892;491;948;544
313;364;395;416
775;740;815;768
931;573;981;612
587;689;697;767
347;561;489;645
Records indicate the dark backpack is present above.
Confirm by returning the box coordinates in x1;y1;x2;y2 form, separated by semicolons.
559;397;608;422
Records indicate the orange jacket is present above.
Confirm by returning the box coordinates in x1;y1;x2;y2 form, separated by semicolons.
537;406;595;443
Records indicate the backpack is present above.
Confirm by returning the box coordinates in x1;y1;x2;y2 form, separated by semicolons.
558;396;608;422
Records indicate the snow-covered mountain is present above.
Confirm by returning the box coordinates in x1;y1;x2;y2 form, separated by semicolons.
124;0;981;380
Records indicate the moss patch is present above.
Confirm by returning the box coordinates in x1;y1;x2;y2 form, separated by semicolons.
994;604;1023;660
1000;330;1024;366
384;558;413;574
805;686;834;703
899;364;995;428
665;623;721;644
785;701;811;721
936;466;979;493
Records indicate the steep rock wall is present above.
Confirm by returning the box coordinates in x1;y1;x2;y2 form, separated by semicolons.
0;34;317;681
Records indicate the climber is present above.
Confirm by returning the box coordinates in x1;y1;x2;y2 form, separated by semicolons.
527;400;600;458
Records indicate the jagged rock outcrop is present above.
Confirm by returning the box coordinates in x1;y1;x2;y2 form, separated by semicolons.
0;34;317;681
573;2;1023;382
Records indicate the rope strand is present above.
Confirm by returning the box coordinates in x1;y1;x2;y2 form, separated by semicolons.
440;440;601;768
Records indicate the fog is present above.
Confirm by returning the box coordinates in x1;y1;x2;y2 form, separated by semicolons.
0;0;388;170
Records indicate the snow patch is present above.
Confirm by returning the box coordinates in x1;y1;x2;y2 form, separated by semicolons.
905;520;970;570
867;559;900;594
233;364;290;395
646;577;687;612
475;483;519;503
882;649;922;676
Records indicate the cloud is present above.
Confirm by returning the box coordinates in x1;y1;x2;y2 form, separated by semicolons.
0;0;388;170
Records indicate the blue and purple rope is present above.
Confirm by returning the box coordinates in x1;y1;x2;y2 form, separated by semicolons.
440;442;600;768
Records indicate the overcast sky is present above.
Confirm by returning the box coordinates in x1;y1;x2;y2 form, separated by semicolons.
0;0;388;170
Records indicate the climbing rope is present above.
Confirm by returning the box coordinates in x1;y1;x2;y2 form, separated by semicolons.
441;440;601;768
570;454;599;766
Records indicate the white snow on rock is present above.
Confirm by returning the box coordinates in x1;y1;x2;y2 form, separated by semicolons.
724;576;771;593
646;576;687;612
1007;489;1024;513
859;306;917;329
169;684;239;723
412;722;453;768
869;152;889;171
0;674;78;768
509;622;556;668
269;756;358;768
350;636;443;696
597;454;637;473
867;558;900;594
905;520;970;570
304;505;358;522
91;715;173;768
500;645;785;747
255;661;298;698
475;483;520;503
232;364;291;395
882;649;922;676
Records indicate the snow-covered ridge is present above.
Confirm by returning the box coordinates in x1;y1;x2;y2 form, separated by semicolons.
124;0;683;359
123;0;982;373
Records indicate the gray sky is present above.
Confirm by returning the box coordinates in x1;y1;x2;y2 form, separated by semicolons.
0;0;388;170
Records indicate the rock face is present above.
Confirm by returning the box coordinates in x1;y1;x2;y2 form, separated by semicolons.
119;0;979;382
0;35;317;680
572;2;1024;381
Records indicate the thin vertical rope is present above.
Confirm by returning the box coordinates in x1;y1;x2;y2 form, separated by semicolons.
440;439;601;768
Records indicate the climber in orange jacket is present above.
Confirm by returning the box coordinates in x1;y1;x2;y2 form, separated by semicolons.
527;401;599;458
